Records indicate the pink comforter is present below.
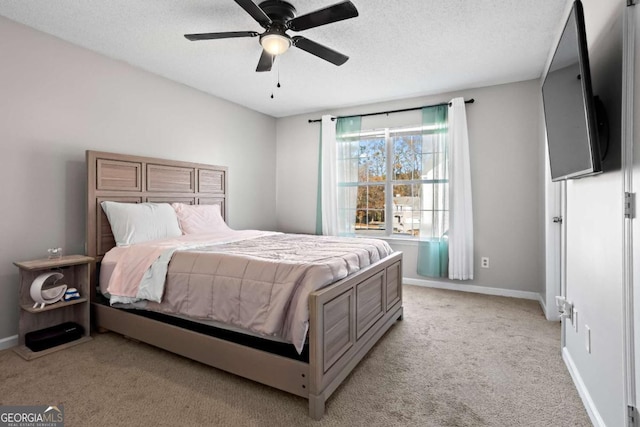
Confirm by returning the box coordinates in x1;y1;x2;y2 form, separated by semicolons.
102;231;393;353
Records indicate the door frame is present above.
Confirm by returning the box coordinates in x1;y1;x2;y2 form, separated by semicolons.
623;2;638;423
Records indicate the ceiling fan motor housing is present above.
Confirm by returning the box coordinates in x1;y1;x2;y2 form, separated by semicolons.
258;0;297;24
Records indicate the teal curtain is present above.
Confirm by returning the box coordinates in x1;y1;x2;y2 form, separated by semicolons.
336;116;362;137
418;239;449;277
417;105;449;278
335;116;362;236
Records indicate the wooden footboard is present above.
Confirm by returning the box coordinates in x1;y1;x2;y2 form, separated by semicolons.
92;251;403;420
308;251;403;419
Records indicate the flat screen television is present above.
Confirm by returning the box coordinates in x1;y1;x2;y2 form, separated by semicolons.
542;0;602;181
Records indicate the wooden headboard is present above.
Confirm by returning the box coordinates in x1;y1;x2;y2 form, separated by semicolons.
86;150;228;261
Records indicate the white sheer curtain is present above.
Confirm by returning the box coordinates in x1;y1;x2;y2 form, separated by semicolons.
320;115;339;236
335;116;361;236
448;97;474;280
319;115;360;236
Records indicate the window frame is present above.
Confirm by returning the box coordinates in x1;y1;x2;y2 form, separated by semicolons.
341;126;449;239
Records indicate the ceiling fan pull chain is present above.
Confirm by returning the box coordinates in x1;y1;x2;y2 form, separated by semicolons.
271;62;280;98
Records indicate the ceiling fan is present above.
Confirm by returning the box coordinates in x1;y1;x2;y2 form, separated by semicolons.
184;0;359;72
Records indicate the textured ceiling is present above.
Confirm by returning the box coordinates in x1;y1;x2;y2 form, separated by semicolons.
0;0;567;118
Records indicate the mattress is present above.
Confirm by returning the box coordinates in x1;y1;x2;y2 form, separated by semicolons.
100;231;394;353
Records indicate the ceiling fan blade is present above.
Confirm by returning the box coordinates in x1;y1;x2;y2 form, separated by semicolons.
234;0;272;28
292;36;349;66
184;31;259;41
256;50;274;72
288;1;358;31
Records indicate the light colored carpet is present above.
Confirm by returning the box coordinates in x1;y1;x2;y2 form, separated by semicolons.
0;285;591;426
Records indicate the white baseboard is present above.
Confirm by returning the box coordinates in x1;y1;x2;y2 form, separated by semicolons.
538;293;561;321
403;277;542;301
562;347;606;427
538;293;547;311
543;298;561;322
0;335;18;351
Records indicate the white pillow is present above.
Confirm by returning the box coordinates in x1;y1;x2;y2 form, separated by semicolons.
100;201;182;246
172;203;230;234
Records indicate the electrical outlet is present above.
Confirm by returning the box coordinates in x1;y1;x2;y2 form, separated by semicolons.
481;257;489;268
585;325;591;353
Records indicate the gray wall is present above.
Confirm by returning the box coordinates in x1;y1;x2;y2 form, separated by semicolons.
0;17;277;341
557;0;625;425
276;80;544;295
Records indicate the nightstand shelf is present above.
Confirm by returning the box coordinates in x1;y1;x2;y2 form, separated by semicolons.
20;297;88;314
12;336;93;361
14;255;93;360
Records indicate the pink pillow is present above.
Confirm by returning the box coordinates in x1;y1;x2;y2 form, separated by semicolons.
172;203;230;234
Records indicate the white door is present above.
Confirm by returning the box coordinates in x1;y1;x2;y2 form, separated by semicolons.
544;112;563;324
633;6;640;420
625;2;639;421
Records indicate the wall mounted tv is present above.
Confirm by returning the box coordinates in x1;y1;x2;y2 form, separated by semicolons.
542;0;602;182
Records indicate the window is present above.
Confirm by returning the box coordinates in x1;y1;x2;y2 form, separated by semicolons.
336;121;449;239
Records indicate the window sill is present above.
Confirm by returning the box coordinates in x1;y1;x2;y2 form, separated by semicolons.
355;235;421;246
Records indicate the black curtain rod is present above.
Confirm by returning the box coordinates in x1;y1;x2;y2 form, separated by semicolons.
307;98;475;123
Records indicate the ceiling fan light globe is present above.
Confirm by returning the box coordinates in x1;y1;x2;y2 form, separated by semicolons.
260;34;291;56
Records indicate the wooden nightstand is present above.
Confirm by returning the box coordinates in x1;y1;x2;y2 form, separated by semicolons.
13;255;93;360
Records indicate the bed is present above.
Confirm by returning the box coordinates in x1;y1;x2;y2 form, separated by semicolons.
86;150;403;419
